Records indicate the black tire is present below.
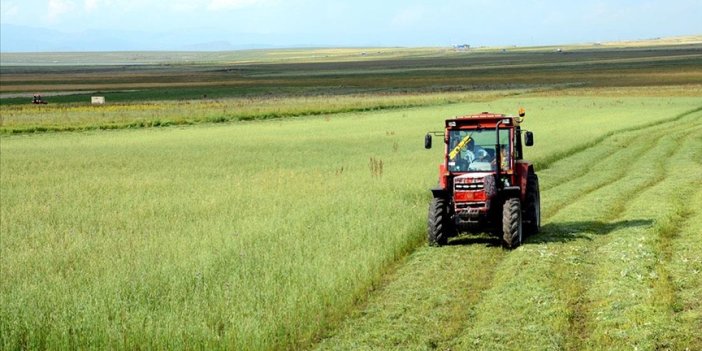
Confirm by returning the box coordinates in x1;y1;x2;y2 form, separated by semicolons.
428;197;454;246
502;198;522;249
524;173;541;236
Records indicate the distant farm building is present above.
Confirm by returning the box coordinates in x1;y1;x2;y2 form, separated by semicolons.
91;96;105;105
453;44;470;51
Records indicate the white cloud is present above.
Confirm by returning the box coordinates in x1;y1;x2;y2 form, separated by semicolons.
208;0;272;11
391;5;425;28
84;0;99;12
171;0;198;12
47;0;76;23
1;1;21;21
83;0;117;13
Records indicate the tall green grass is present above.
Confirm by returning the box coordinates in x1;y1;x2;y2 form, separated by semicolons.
0;90;519;134
0;116;431;350
1;94;701;350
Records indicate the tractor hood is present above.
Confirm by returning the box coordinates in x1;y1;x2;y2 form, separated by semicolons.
454;172;492;181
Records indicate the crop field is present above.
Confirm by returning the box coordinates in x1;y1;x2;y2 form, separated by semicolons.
2;40;702;106
1;41;702;350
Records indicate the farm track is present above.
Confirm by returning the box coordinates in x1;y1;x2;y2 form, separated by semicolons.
313;109;702;350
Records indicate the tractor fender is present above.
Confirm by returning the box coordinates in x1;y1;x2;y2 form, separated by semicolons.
501;186;521;199
515;161;533;201
431;187;449;198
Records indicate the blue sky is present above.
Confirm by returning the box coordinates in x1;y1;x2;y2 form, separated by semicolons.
1;0;701;51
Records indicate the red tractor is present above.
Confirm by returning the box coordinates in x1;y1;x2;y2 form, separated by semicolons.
424;109;540;248
32;94;48;104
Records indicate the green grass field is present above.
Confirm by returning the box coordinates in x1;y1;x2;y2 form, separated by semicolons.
1;42;702;350
314;106;702;351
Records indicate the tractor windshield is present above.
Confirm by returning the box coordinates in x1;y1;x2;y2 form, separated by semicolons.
447;129;510;172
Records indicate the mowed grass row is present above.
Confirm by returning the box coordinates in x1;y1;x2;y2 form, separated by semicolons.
453;112;702;350
1;93;700;350
314;107;702;350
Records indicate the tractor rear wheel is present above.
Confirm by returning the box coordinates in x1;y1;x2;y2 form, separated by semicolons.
524;173;541;236
502;198;522;249
428;197;454;246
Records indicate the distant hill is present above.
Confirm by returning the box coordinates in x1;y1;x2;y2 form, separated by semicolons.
0;24;284;52
1;24;700;56
2;24;142;52
596;35;702;47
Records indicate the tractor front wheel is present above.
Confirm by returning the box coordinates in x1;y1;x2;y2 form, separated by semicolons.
428;197;454;246
502;198;522;249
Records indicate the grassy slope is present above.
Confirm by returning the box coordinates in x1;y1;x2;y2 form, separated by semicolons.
2;93;701;350
313;108;702;350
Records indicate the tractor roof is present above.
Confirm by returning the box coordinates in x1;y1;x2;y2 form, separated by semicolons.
445;112;522;128
458;112;507;119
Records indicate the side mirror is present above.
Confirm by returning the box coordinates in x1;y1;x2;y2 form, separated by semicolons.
424;134;432;149
525;131;534;146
